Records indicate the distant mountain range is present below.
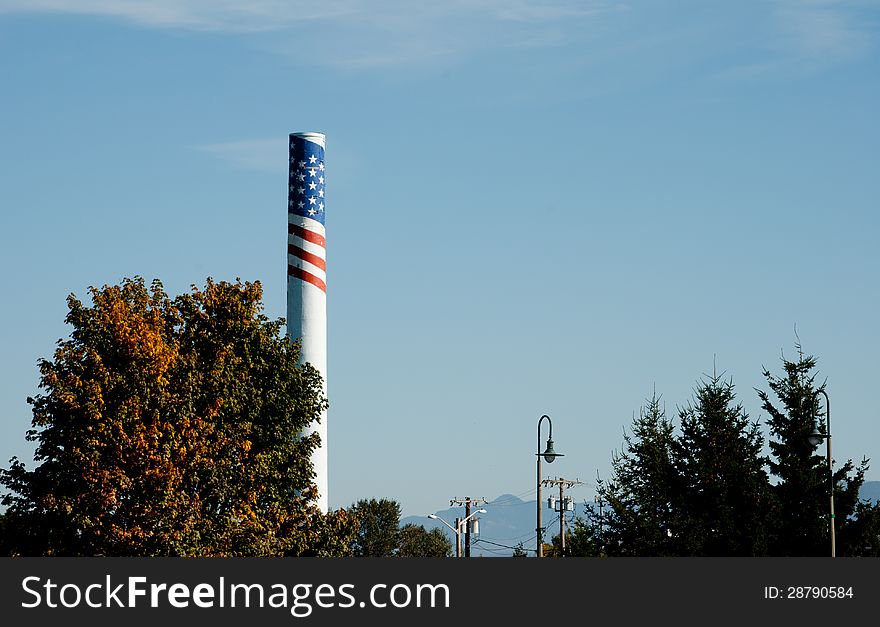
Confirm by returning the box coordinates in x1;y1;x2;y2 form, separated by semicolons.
403;493;583;557
404;481;880;557
860;480;880;503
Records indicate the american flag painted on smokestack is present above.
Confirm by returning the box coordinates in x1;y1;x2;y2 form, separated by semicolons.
287;132;328;512
288;139;326;291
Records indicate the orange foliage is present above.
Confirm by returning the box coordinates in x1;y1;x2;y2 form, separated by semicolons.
1;277;356;556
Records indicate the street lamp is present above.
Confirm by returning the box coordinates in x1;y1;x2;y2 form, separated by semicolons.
536;414;562;557
807;389;834;558
428;509;487;558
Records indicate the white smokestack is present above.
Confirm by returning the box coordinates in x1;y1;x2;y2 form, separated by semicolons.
287;131;328;512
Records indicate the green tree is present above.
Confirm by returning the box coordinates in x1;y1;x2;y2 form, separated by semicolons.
396;523;452;557
593;392;682;556
674;371;773;556
0;511;7;555
549;514;603;557
560;514;595;557
758;346;879;556
349;498;402;556
0;277;355;556
839;500;880;557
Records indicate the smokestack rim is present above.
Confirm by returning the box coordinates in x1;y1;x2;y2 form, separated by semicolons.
290;131;325;149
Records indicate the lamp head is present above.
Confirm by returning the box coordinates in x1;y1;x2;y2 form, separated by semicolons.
542;438;563;463
427;514;438;520
808;425;824;448
477;508;487;514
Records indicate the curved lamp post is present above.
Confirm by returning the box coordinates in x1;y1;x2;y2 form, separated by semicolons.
428;509;487;558
536;414;562;557
808;389;834;558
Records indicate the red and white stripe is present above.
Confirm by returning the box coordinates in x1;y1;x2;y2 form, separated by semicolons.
288;216;326;293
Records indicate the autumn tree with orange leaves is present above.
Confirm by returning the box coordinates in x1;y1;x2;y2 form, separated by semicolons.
0;277;355;556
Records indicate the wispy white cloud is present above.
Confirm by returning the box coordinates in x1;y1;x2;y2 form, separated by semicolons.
0;0;358;32
709;0;877;81
0;0;619;69
773;0;874;62
7;1;871;76
0;0;612;32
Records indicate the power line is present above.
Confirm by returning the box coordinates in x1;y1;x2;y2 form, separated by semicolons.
473;538;532;552
541;477;584;554
489;492;537;506
449;496;487;558
478;529;537;543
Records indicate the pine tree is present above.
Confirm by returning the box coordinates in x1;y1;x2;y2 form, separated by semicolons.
551;514;603;557
674;371;772;556
595;392;682;556
758;346;878;556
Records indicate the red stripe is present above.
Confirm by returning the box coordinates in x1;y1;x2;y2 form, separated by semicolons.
288;265;326;292
288;223;326;248
288;244;326;271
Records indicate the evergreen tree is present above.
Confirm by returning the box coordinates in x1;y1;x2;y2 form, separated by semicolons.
758;347;878;556
839;500;880;557
674;371;772;556
593;392;682;556
551;513;602;557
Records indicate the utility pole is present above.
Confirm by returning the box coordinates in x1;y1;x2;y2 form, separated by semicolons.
593;469;607;557
541;478;583;555
450;497;487;557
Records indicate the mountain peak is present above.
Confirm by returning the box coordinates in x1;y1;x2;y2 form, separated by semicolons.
489;494;525;505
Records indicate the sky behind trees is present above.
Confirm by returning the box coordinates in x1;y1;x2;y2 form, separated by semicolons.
1;1;878;517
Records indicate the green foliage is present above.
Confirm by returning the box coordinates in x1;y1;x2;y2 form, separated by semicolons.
838;500;880;557
674;372;773;556
0;277;355;556
596;392;681;556
548;514;604;557
396;524;452;557
757;348;829;555
584;371;772;556
349;498;402;556
578;347;880;557
347;499;452;557
758;346;880;556
0;512;7;554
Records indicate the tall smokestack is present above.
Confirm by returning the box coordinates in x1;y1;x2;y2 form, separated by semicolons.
287;131;328;512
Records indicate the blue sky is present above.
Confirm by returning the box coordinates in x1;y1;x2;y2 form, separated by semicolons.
0;0;878;519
